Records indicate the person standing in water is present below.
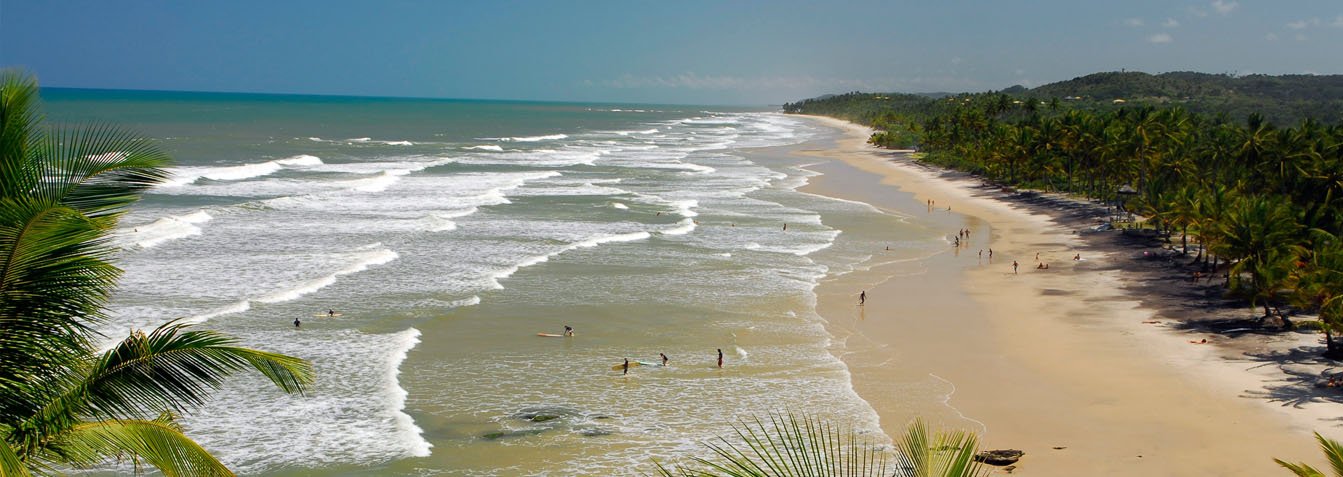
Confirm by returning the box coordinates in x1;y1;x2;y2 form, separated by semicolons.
660;353;669;366
859;290;866;305
1012;260;1019;274
622;358;630;375
717;349;723;368
564;325;574;337
293;317;301;328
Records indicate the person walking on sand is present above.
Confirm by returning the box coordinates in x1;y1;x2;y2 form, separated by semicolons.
717;349;724;368
660;353;669;366
564;325;574;337
622;358;630;375
1013;260;1019;274
859;290;866;305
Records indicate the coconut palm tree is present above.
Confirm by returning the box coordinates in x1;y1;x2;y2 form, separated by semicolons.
0;70;313;475
1275;432;1343;477
653;413;987;477
1212;195;1303;317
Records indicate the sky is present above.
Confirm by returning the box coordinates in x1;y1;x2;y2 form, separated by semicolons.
2;0;1342;105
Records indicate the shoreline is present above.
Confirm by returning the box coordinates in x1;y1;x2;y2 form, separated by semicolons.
796;115;1334;475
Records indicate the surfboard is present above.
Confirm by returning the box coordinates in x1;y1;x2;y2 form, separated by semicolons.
537;333;567;337
312;313;343;317
611;361;644;371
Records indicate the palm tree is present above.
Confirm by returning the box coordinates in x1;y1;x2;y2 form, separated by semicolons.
1275;432;1343;476
1;70;313;475
653;413;987;477
1291;233;1343;358
1212;195;1303;317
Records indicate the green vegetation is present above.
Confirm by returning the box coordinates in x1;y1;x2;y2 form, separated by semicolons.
1276;432;1343;476
0;70;314;475
785;71;1343;126
786;73;1343;360
654;413;986;477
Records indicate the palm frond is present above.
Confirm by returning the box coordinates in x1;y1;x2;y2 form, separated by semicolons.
1273;458;1326;477
0;199;118;423
76;320;314;420
652;412;892;477
893;419;986;477
0;437;32;477
1318;432;1343;477
0;70;42;202
35;123;170;218
41;419;233;477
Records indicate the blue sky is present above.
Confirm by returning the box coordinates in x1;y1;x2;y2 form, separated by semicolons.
2;0;1341;105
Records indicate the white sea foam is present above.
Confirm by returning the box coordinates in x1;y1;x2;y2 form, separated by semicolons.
610;202;628;209
118;210;214;249
612;128;659;135
482;134;568;142
572;231;650;249
465;144;504;151
181;300;251;325
660;218;696;236
162;155;323;187
256;246;399;304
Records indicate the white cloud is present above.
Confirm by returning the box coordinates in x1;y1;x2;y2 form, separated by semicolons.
950;56;964;65
1265;32;1278;41
1296;33;1308;41
1163;18;1180;28
1014;69;1026;76
1211;0;1237;15
1333;15;1343;27
1148;33;1174;43
1288;20;1309;29
1123;18;1145;27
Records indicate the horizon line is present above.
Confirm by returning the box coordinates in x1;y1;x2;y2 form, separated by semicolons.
37;85;776;109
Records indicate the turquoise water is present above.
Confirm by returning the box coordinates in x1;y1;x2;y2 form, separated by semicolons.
43;89;943;475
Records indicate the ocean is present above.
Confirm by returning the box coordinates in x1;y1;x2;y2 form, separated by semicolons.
43;89;946;476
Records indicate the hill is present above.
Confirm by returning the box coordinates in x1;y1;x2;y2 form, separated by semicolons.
784;71;1343;126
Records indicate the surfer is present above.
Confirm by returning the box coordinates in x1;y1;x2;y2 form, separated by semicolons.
660;353;669;366
293;317;301;328
564;325;574;337
622;358;630;375
327;309;336;317
859;290;866;305
783;223;787;231
717;349;723;368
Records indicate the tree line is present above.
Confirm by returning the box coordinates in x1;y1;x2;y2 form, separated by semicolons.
788;91;1343;359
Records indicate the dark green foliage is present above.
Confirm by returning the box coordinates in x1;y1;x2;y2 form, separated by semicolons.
785;70;1343;357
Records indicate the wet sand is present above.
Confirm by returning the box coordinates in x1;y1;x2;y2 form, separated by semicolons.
799;116;1334;475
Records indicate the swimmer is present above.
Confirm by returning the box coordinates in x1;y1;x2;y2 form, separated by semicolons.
564;325;574;337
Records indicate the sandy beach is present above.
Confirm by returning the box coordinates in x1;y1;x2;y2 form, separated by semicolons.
799;115;1338;475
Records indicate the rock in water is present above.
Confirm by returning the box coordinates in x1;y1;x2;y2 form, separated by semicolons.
975;449;1024;466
